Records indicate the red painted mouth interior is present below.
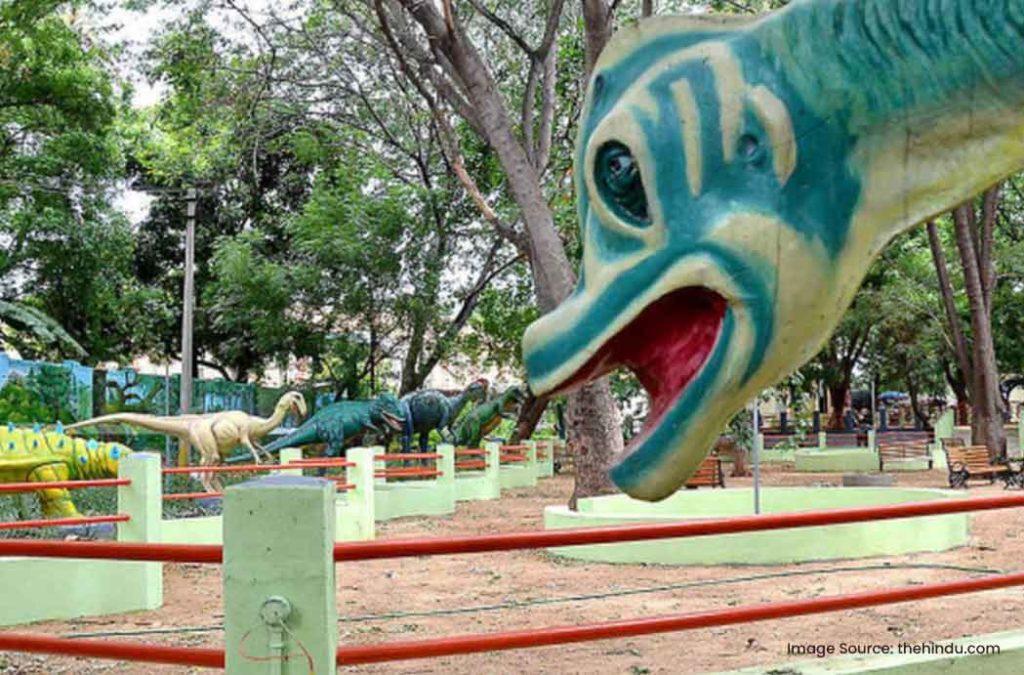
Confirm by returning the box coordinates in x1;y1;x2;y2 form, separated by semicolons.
557;287;726;448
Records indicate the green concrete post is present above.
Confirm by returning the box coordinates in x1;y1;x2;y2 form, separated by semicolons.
224;476;337;674
524;440;538;479
437;442;455;498
279;447;302;476
484;441;500;494
817;432;826;450
374;451;387;486
117;452;162;607
535;439;555;478
1018;415;1023;456
345;446;375;539
935;409;955;441
867;429;876;451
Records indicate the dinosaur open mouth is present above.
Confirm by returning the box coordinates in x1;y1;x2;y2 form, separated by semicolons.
553;287;727;454
383;413;404;431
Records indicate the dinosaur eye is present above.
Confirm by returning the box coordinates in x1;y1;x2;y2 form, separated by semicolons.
595;141;650;225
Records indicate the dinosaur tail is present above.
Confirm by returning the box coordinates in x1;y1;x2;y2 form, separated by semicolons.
257;422;322;458
65;413;189;438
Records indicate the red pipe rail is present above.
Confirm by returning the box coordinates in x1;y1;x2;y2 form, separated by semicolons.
0;632;224;668
0;478;130;494
375;453;441;461
500;444;528;451
455;449;486;457
374;468;443;479
0;538;222;563
334;492;1024;560
455;460;486;470
7;492;1024;667
0;514;130;531
499;454;527;463
335;571;1024;665
163;491;222;501
289;458;354;467
162;460;349;475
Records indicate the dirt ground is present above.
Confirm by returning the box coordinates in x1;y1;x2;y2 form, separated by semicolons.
3;465;1024;674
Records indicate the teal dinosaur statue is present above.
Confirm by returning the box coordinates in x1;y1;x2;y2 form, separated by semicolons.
522;0;1024;500
399;379;488;452
252;393;406;459
453;386;526;448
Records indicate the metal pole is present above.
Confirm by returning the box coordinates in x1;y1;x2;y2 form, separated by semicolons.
178;188;197;466
871;378;876;430
752;400;761;515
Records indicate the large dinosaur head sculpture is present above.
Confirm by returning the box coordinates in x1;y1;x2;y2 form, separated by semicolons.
370;393;406;431
277;391;308;421
523;0;1024;500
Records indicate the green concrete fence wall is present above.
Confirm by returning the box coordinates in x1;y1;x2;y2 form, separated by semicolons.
0;452;164;627
455;442;500;501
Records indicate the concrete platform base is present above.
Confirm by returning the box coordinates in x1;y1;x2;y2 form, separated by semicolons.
795;449;879;473
544;488;968;565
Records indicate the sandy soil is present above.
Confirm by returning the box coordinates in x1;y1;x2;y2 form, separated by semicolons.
3;465;1024;674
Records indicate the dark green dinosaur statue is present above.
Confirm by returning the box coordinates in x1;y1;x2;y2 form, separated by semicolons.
234;393;406;460
399;379;488;452
453;386;526;448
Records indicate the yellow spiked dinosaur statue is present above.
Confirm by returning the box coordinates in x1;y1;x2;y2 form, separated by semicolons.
0;424;131;518
65;391;307;492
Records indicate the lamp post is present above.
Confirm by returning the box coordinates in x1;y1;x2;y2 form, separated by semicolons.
178;187;197;466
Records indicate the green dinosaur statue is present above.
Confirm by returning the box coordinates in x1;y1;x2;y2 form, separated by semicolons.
254;393;406;459
399;379;488;452
453;386;526;448
0;423;131;518
522;0;1024;500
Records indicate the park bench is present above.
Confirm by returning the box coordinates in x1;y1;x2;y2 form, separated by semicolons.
684;455;725;489
944;445;1021;488
878;440;933;472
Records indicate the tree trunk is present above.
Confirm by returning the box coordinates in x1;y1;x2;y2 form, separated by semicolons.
951;200;1005;459
567;381;624;509
511;394;547;443
828;381;849;431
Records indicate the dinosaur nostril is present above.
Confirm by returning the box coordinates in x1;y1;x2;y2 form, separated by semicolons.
739;134;763;163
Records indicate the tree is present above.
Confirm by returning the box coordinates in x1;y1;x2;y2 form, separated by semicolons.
364;0;625;501
928;188;1006;458
0;0;165;362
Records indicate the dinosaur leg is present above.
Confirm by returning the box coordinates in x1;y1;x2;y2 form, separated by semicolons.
239;430;263;464
28;463;80;518
191;429;223;493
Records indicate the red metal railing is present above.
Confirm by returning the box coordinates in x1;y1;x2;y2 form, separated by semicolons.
455;460;486;470
334;492;1024;560
0;478;130;493
6;491;1024;667
0;514;130;531
335;571;1024;664
375;453;441;461
455;449;486;457
162;460;350;474
499;454;527;463
163;491;222;501
0;539;222;562
374;468;443;479
0;632;224;667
